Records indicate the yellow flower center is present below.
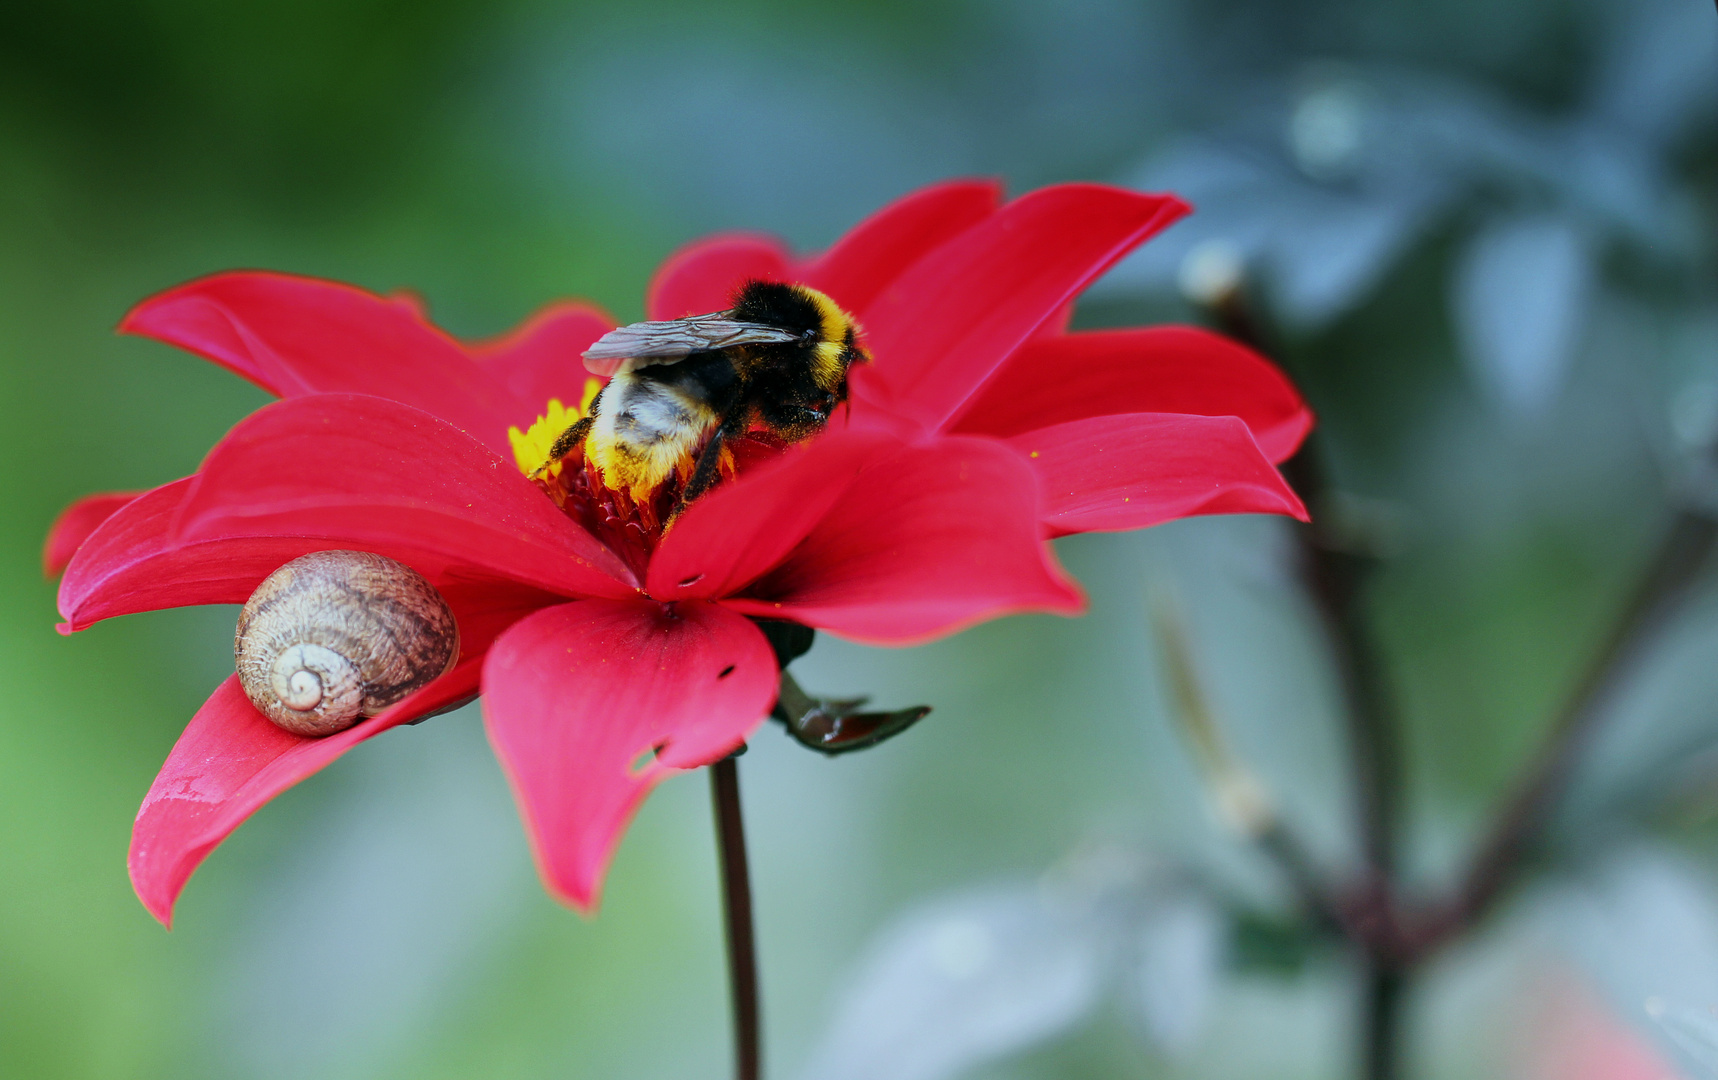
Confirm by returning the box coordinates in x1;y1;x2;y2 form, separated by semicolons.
507;378;603;478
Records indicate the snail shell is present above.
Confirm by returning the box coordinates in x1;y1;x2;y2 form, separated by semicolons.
235;551;460;737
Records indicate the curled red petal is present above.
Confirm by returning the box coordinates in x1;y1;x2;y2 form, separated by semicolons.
646;427;898;602
130;660;486;928
471;302;614;411
119;271;527;455
1009;413;1309;537
174;394;637;598
43;490;144;577
951;326;1314;464
57;478;307;631
858;184;1189;431
481;599;777;911
646;235;795;321
801;179;1003;317
722;435;1084;644
53;476;559;633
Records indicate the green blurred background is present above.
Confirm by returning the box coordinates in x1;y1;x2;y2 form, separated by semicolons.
3;1;1717;1077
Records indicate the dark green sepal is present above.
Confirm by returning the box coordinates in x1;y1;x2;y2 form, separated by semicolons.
752;618;816;667
771;671;931;756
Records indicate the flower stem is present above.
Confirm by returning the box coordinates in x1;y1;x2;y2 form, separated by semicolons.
1427;506;1718;942
711;753;761;1080
1362;966;1405;1080
1211;287;1408;1080
1283;440;1411;1080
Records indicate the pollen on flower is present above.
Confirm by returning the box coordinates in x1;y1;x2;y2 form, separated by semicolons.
508;378;603;478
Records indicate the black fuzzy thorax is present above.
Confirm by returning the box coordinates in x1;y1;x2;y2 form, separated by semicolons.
585;279;866;513
729;280;826;338
630;279;857;453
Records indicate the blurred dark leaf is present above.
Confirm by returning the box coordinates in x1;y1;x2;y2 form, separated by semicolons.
793;887;1107;1080
1554;846;1718;1079
1453;214;1591;419
1647;997;1718;1077
1589;0;1718;149
1109;141;1447;328
1554;594;1718;829
1132;892;1222;1056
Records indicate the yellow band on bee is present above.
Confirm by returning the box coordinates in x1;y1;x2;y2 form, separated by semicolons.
797;285;858;391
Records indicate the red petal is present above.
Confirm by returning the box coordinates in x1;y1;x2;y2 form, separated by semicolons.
54;477;565;633
951;327;1314;464
481;599;777;911
174;394;638;598
646;235;794;320
801;179;1003;316
646;428;897;602
1009;413;1309;537
120;271;527;455
43;490;143;577
722;436;1084;643
471;302;614;411
858;185;1189;431
57;478;313;631
130;661;486;928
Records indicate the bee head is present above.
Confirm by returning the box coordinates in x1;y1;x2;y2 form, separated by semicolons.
730;280;867;393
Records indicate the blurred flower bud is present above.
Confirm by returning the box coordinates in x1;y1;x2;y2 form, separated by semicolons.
1289;78;1367;180
1178;238;1247;307
1672;378;1718;452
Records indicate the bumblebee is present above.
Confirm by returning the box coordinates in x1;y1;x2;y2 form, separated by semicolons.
557;280;867;511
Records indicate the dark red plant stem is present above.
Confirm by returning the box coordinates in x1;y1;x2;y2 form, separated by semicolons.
711;753;762;1080
1422;506;1718;947
1282;447;1404;889
1214;292;1403;905
1214;291;1406;1080
1257;818;1356;936
1281;436;1409;1080
1362;968;1406;1080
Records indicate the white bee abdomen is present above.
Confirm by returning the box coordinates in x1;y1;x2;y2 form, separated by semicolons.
586;372;716;498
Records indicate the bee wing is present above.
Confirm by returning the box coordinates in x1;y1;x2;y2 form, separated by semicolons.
581;313;800;376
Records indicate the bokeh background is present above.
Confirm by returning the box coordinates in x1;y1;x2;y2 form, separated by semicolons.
3;0;1717;1077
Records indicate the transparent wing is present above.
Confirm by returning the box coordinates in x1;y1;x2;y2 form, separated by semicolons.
582;313;799;376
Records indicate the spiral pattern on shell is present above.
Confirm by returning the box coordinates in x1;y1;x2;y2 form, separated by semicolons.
234;551;460;737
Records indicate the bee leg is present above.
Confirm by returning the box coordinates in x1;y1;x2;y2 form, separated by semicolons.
676;411;749;515
548;416;594;462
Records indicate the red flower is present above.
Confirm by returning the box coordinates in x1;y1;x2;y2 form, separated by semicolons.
46;181;1310;926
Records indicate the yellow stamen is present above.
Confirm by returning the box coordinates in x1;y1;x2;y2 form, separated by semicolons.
508;378;603;478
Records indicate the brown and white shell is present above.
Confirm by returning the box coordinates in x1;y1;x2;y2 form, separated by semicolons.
234;551;460;737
